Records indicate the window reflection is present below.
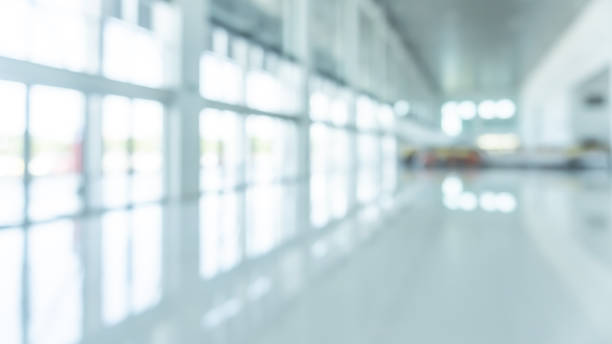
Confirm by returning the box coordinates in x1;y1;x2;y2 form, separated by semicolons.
101;211;130;325
0;81;26;226
0;228;23;344
200;110;243;191
246;184;282;257
102;206;163;325
200;192;242;278
131;206;163;313
28;220;83;344
29;85;85;220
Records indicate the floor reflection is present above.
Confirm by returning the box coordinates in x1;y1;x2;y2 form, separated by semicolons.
3;171;612;343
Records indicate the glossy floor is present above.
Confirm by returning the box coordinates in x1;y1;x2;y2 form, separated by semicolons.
2;170;612;344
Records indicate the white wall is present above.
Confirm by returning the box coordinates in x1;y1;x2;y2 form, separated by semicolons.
520;0;612;149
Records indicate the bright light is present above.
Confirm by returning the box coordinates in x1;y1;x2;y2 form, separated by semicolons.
497;99;516;119
478;100;497;119
441;101;462;136
441;101;458;117
479;192;498;212
460;192;478;211
442;112;462;136
458;101;477;120
378;105;395;129
496;193;517;213
442;176;463;196
477;134;520;151
394;100;411;117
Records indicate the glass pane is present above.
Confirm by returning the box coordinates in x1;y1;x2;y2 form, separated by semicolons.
29;86;84;220
200;109;243;191
103;19;164;87
29;221;83;344
0;2;29;60
382;136;397;192
0;81;26;225
0;228;23;344
310;174;330;228
132;99;163;174
102;95;131;175
98;174;130;209
331;90;351;126
132;99;164;203
200;192;242;278
246;70;286;113
30;7;98;73
132;173;163;203
357;134;380;203
200;54;244;104
378;104;395;130
247;117;298;183
29;175;82;220
356;96;377;130
29;85;85;177
329;173;349;218
310;123;330;174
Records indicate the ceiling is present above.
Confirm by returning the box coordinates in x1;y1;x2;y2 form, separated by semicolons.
378;0;591;98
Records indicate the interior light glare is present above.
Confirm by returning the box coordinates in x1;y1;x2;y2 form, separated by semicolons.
458;101;477;120
478;100;497;119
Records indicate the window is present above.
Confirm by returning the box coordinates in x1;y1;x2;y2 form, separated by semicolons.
246;116;298;183
356;96;377;130
310;124;352;227
0;1;99;72
246;52;302;114
103;19;165;87
97;96;164;208
382;136;397;192
29;86;85;221
357;134;380;203
309;77;351;125
378;104;395;130
200;53;244;104
200;109;243;191
0;81;26;226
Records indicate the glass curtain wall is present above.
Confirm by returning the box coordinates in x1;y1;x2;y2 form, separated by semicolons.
0;0;401;339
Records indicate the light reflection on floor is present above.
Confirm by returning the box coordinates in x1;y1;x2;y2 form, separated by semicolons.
2;170;612;344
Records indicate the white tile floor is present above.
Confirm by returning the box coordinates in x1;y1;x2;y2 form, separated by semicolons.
2;169;612;344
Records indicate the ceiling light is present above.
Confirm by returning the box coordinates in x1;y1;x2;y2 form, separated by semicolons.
478;100;497;119
458;101;477;120
497;99;516;119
